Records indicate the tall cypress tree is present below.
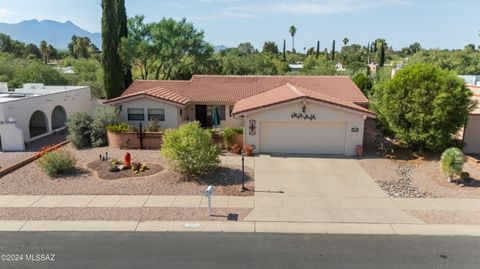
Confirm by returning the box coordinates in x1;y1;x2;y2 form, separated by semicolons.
102;0;123;99
316;41;320;58
331;40;335;61
282;39;286;62
379;42;385;67
116;0;132;89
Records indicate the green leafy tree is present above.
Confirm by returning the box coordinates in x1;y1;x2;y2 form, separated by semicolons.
24;43;41;59
238;42;256;54
352;73;373;96
302;55;336;75
101;0;124;98
161;121;220;177
343;37;349;46
262;41;279;54
68;36;99;58
10;62;68;86
373;63;474;152
39;40;50;64
289;25;297;52
120;15;156;79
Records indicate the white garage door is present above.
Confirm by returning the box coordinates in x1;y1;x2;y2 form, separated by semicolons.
259;121;347;154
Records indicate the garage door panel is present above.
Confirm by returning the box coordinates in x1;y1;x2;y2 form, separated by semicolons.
259;121;347;154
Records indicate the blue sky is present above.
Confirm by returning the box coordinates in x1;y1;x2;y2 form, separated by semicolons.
0;0;478;50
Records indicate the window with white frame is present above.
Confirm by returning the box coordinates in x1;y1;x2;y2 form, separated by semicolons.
127;108;144;121
148;108;165;121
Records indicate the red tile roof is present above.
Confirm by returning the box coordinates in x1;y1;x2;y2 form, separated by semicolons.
119;75;369;103
232;83;375;116
104;86;190;105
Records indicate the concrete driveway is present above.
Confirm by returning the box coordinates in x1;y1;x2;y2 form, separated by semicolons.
236;155;422;224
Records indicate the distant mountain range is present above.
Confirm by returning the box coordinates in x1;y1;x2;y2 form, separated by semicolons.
0;19;101;50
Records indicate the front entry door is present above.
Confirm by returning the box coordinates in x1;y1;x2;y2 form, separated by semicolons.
195;105;208;127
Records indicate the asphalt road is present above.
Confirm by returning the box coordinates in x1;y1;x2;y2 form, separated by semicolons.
0;232;479;269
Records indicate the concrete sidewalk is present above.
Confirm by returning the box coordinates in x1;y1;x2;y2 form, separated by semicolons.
0;195;478;211
1;220;479;236
0;195;254;208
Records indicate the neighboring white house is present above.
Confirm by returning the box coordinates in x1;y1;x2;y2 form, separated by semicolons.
0;83;93;151
105;75;374;156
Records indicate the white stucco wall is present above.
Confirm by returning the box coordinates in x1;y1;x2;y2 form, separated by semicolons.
464;115;480;153
115;97;180;129
0;86;93;149
242;100;367;155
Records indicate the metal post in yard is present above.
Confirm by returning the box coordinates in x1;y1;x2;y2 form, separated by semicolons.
241;150;246;192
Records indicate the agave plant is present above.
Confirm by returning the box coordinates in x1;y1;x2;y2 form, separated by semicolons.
440;147;464;182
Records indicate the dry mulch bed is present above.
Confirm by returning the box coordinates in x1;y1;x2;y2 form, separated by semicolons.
0;145;254;196
357;147;480;198
0;207;252;222
86;160;165;180
406;210;480;225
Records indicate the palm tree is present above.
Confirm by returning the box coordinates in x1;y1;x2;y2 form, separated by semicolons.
39;40;50;64
289;25;297;52
343;37;349;46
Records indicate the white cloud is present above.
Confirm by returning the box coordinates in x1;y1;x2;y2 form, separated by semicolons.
0;8;13;20
211;0;411;17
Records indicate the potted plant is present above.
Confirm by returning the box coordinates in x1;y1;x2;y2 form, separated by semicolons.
355;145;364;157
244;145;254;156
231;144;241;154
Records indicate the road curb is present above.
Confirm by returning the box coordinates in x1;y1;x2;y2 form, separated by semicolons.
0;220;479;236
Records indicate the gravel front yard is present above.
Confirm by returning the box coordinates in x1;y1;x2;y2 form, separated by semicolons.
357;149;480;198
406;210;480;225
0;207;252;221
0;144;254;196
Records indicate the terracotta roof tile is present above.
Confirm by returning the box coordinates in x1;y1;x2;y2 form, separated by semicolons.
119;75;369;103
232;83;375;116
104;86;190;105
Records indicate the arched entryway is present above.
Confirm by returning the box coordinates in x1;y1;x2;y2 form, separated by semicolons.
51;105;67;130
29;110;48;138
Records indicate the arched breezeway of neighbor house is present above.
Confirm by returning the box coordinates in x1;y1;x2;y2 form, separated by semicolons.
29;110;49;139
51;105;67;130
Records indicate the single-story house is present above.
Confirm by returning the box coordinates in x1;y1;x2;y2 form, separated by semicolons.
105;75;375;155
463;86;480;153
0;83;93;151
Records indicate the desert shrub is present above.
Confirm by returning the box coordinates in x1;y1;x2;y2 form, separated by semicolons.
221;127;243;148
38;149;76;177
161;121;220;176
440;147;464;181
90;106;120;147
461;172;470;181
144;119;161;132
67;111;93;149
107;122;131;133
